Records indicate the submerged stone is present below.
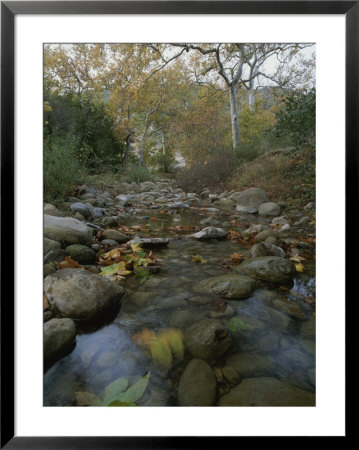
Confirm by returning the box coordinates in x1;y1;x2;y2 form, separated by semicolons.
237;256;296;283
185;319;232;360
218;377;315;406
194;273;257;299
177;359;217;406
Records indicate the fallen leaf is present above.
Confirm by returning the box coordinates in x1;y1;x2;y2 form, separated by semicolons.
103;377;128;405
99;261;132;277
295;263;305;272
227;317;247;332
56;256;83;269
290;255;306;263
107;400;137;407
130;243;142;253
112;372;150;404
44;295;49;310
191;254;207;264
230;253;244;265
132;328;156;345
150;338;172;369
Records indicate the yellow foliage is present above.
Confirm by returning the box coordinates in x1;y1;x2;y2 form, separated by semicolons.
132;328;184;368
295;263;305;272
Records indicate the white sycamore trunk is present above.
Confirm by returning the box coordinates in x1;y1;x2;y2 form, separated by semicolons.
229;83;240;150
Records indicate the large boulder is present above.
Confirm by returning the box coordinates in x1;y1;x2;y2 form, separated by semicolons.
194;274;257;299
185;319;232;360
237;256;296;283
258;202;281;216
177;359;217;406
44;215;94;245
229;188;269;209
44;268;124;321
218;377;315;406
212;199;235;210
44;318;76;363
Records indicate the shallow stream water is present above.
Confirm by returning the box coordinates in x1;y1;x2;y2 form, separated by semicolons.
44;209;316;406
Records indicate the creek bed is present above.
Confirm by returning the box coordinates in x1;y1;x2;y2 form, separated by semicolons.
44;209;316;406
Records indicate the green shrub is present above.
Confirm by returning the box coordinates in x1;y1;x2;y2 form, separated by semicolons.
176;149;237;192
44;132;85;204
274;88;316;146
237;132;292;163
44;91;124;172
121;163;155;184
148;151;176;174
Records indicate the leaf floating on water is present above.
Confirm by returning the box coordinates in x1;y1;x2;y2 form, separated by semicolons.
133;328;184;368
132;328;156;345
114;372;151;404
100;373;150;406
295;263;305;272
107;400;137;407
160;329;184;360
75;391;101;407
56;256;83;269
191;254;207;264
102;377;129;406
227;317;247;332
150;338;173;369
134;267;152;283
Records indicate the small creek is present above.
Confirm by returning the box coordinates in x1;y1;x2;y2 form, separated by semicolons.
44;209;316;406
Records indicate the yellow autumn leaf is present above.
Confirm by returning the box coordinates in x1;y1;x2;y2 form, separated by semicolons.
132;328;156;345
295;263;305;272
149;337;172;369
160;329;184;360
131;243;142;253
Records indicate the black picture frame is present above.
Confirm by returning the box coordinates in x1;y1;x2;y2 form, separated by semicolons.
1;1;353;447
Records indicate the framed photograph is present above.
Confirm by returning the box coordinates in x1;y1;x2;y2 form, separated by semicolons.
1;1;352;446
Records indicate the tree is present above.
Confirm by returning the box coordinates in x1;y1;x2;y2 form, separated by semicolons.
169;43;313;151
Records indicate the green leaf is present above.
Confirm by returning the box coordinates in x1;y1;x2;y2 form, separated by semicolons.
134;267;152;283
191;254;207;264
99;262;121;277
227;317;247;332
102;377;129;406
116;372;150;403
107;400;137;407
